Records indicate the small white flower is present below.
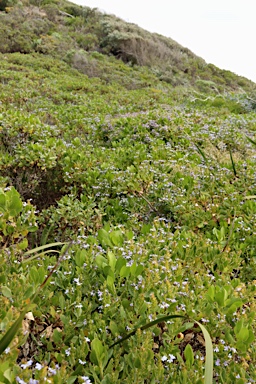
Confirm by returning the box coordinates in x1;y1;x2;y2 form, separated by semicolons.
35;363;43;370
167;354;176;363
81;376;92;384
20;360;33;369
215;359;221;366
48;367;57;376
16;377;27;384
161;355;168;362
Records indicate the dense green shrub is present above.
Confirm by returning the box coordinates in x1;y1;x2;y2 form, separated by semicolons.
0;3;255;381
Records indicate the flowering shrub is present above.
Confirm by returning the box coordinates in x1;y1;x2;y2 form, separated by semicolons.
0;12;255;383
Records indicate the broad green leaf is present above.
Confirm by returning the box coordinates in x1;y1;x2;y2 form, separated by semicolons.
98;229;112;248
91;338;104;364
95;255;108;269
18;238;28;250
4;367;15;383
107;275;114;288
29;266;39;284
103;265;115;279
215;288;228;306
120;265;130;278
66;377;77;384
7;188;23;217
107;251;116;272
237;327;249;342
109;230;123;246
184;344;194;367
1;286;12;299
75;249;86;267
115;257;126;272
206;286;215;301
130;262;137;276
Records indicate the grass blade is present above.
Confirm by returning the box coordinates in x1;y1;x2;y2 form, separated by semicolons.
195;143;208;162
23;242;65;256
229;148;237;177
22;250;60;264
194;321;213;384
110;314;185;348
246;136;256;146
0;309;28;355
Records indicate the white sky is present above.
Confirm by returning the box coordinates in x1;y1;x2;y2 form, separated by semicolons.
71;0;256;83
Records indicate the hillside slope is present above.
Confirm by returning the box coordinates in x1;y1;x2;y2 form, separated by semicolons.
0;0;255;92
0;1;255;383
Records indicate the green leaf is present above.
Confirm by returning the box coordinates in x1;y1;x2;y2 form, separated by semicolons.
237;327;249;342
194;321;213;384
107;275;115;289
134;357;142;369
53;329;62;344
107;251;116;272
0;309;28;355
95;255;108;269
135;264;144;276
206;286;215;301
18;238;28;250
66;377;77;384
1;286;12;299
29;266;39;284
115;257;126;272
120;265;130;278
90;338;104;364
184;344;194;367
0;192;7;214
3;367;15;383
215;288;228;306
7;188;23;217
98;229;112;248
103;265;115;279
109;230;123;246
24;286;35;299
75;249;86;267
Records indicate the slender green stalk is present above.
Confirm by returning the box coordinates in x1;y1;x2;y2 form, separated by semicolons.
110;314;185;348
229;148;237;177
